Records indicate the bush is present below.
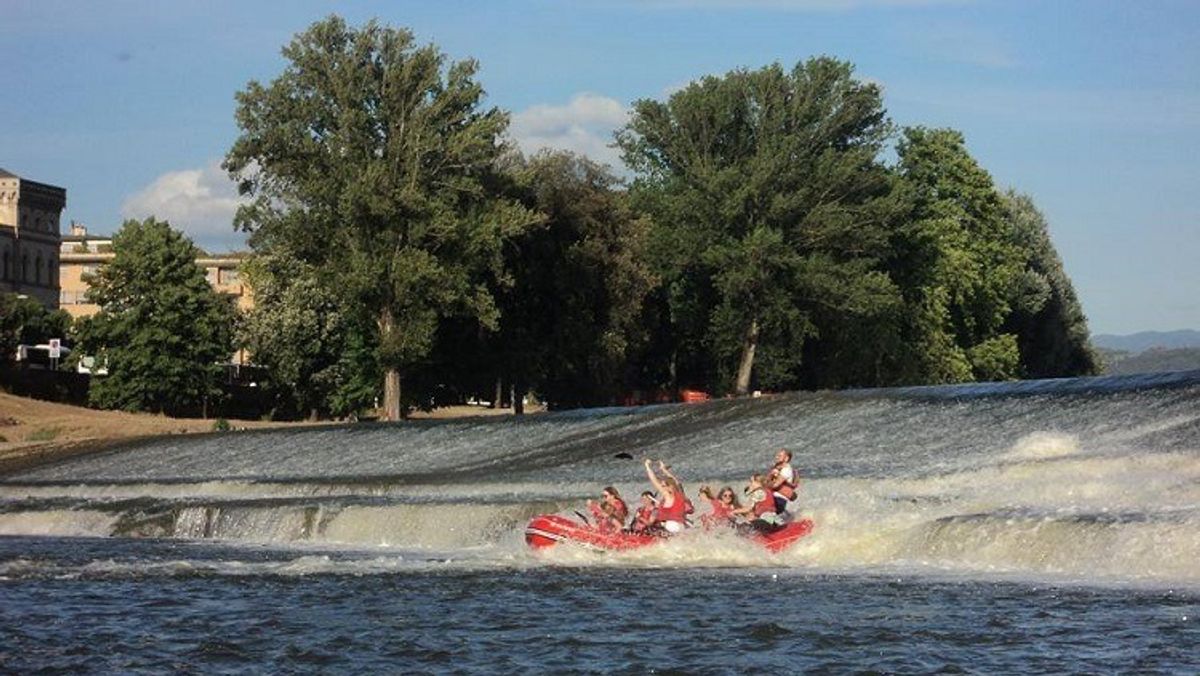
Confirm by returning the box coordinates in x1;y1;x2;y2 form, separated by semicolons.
211;418;231;432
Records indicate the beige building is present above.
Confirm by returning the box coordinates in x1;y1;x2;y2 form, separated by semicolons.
58;223;253;319
0;168;67;308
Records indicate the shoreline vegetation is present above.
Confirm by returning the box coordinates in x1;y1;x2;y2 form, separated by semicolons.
3;15;1100;426
0;392;543;476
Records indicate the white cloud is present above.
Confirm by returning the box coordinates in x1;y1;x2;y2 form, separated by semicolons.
508;93;630;170
121;161;248;252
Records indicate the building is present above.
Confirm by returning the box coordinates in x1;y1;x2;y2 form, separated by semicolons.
0;168;67;308
58;223;253;319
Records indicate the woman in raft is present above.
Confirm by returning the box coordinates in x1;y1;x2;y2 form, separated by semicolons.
697;485;740;527
587;486;629;533
628;490;658;533
643;459;693;534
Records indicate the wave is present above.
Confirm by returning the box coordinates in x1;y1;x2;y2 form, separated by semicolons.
2;373;1198;587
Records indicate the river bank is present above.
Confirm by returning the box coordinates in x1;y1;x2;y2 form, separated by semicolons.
0;392;540;475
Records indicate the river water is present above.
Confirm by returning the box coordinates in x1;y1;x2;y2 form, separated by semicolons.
2;371;1198;672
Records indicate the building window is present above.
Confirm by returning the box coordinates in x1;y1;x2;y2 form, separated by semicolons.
1;248;8;281
206;268;218;285
22;253;29;282
221;268;240;285
36;254;44;285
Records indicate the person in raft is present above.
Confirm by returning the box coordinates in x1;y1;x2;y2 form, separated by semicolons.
643;459;691;534
766;448;799;516
587;486;628;533
698;485;740;527
732;473;783;533
629;490;658;533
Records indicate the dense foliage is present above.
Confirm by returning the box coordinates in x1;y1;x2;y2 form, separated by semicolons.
454;151;656;410
0;293;72;365
224;16;536;419
236;253;379;419
618;59;900;393
76;218;234;415
215;17;1099;417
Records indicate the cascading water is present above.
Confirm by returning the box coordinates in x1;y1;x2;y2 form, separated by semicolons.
2;370;1198;585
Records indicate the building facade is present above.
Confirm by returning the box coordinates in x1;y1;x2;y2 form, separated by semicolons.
0;168;67;308
58;223;253;319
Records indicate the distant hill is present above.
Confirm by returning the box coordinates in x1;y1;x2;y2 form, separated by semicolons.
1102;347;1200;375
1092;330;1200;353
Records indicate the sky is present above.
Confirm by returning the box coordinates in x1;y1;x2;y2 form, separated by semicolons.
1;0;1197;335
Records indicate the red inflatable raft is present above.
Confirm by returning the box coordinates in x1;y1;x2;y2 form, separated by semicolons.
524;514;814;554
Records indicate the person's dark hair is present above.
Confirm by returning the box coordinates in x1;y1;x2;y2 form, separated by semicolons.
603;486;621;499
719;485;741;509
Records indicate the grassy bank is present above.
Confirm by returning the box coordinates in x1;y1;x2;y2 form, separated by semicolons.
0;392;537;476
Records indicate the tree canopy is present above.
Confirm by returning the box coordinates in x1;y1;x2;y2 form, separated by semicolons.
225;16;536;419
76;217;234;415
618;58;900;394
214;18;1099;417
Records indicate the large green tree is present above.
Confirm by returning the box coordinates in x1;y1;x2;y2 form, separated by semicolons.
77;218;234;415
225;16;535;419
1001;190;1099;377
497;151;655;409
618;58;899;395
890;127;1026;383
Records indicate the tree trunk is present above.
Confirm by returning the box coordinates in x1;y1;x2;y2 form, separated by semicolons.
513;375;525;416
378;308;403;421
669;349;678;392
492;376;503;409
734;318;759;396
384;368;402;421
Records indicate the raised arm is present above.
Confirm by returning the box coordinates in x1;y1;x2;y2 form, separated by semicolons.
644;459;666;493
658;460;682;485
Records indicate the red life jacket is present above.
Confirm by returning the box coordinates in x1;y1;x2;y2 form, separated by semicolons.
708;499;734;520
610;498;629;523
658;494;688;523
773;463;799;501
634;505;656;529
753;490;776;517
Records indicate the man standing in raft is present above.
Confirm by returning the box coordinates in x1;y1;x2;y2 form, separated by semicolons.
731;473;783;533
766;448;799;516
644;459;691;533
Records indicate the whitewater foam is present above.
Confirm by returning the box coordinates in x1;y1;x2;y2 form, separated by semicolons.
2;375;1198;587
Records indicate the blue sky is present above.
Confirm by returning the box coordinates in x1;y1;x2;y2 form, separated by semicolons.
2;0;1197;334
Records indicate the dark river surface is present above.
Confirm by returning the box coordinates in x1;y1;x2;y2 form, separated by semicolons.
2;371;1199;672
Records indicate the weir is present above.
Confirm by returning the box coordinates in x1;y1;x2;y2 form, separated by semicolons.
1;371;1198;584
